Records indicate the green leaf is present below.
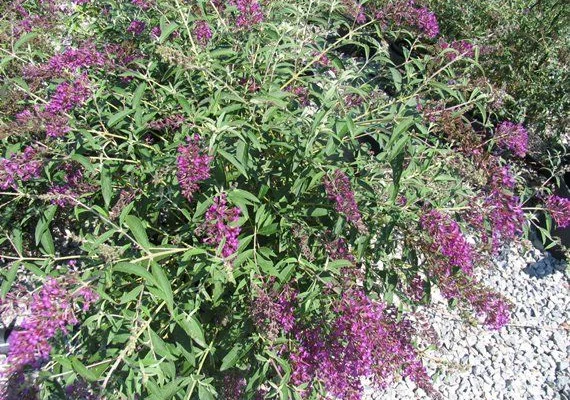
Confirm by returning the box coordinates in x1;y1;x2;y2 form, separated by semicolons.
147;377;186;400
70;153;96;173
151;262;174;312
220;343;243;371
119;286;144;304
70;357;98;382
14;32;38;50
124;215;151;250
257;223;278;236
250;94;288;108
107;109;133;128
40;230;55;255
176;313;206;348
35;205;57;246
158;23;179;44
198;384;216;400
132;82;147;109
113;262;155;284
390;67;403;92
1;262;19;298
149;328;173;359
228;189;259;205
392;118;415;140
307;207;328;217
389;134;409;162
11;228;23;255
101;165;113;208
218;149;249;179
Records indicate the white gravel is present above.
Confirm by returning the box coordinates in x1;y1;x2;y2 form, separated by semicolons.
368;240;569;400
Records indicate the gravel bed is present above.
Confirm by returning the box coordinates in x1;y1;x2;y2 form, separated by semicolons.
368;241;569;400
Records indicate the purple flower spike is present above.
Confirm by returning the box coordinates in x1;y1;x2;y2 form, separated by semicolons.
323;170;368;234
420;209;474;275
132;0;152;9
0;146;43;190
228;0;264;28
495;121;528;158
176;135;212;202
127;20;146;36
416;6;439;38
290;288;436;398
4;278;98;373
376;1;440;38
193;20;212;46
197;193;241;258
545;195;570;228
251;280;298;339
439;274;511;330
45;73;91;115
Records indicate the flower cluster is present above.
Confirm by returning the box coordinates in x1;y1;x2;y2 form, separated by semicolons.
193;20;212;46
45;73;91;115
439;39;475;61
376;1;440;38
290;288;434;399
0;369;39;400
495;121;528;158
439;274;510;330
463;160;524;251
484;163;525;250
3;278;98;374
228;0;264;28
47;43;106;75
415;6;439;38
176;135;212;201
47;163;94;207
103;43;142;69
64;379;99;400
251;280;298;340
131;0;152;9
10;0;59;37
420;209;474;275
291;225;315;261
150;25;162;39
0;146;43;190
419;102;482;153
148;114;186;131
544;195;570;228
323;170;368;234
110;189;138;220
14;107;72;139
312;51;334;70
127;20;146;35
324;235;356;263
344;93;365;108
286;85;310;107
239;77;261;93
197;193;241;258
219;371;247;400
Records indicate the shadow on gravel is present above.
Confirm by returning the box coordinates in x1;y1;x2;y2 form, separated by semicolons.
523;255;567;279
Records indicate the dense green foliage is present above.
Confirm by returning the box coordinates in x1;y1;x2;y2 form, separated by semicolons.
0;0;567;399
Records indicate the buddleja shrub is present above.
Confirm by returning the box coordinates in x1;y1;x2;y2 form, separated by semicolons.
1;0;569;399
